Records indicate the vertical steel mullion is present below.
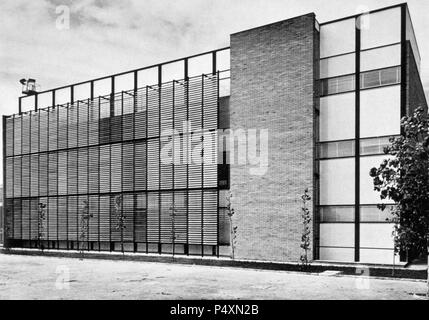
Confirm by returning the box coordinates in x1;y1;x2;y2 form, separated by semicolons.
185;71;189;256
172;81;175;256
212;51;217;76
37;111;40;248
35;94;38;112
121;91;125;249
216;71;220;258
145;85;148;254
29;112;32;244
86;98;90;251
98;96;101;251
133;71;138;252
158;65;162;254
19;97;22;115
20;113;23;241
2;116;8;247
11;115;15;242
354;17;361;263
201;75;204;257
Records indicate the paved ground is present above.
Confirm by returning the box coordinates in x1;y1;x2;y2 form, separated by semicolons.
0;253;426;300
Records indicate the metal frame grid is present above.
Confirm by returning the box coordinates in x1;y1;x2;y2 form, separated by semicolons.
3;48;231;256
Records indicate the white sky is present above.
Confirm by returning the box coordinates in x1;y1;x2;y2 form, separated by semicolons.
1;0;428;182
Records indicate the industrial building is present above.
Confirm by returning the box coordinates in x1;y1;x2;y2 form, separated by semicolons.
3;3;427;264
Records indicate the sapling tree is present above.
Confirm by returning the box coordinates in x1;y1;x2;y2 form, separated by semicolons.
226;192;237;260
300;189;312;269
369;107;429;297
169;202;178;255
114;195;125;254
38;202;47;251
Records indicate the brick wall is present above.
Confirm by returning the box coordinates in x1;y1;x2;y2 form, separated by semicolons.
406;42;428;115
229;13;319;262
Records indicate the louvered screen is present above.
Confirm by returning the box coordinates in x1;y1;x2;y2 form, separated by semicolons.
174;191;187;244
122;114;135;141
39;153;48;197
30;113;39;154
160;192;173;243
135;193;147;242
147;139;159;190
67;196;78;241
203;190;218;245
134;90;146;139
39;110;48;152
78;196;88;241
13;156;21;198
99;145;110;193
88;146;99;194
160;137;173;190
6;158;13;198
48;152;58;196
99;98;111;144
110;144;122;193
78;100;89;147
30;154;39;197
110;196;120;242
39;198;48;240
58;106;68;150
14;116;21;156
203;131;218;188
13;199;21;239
147;192;159;243
78;148;88;195
135;141;146;191
58;197;68;240
88;99;99;146
48;197;57;240
21;199;30;240
4;73;220;252
174;80;187;134
123;194;134;242
21;115;30;155
88;195;99;241
68;149;78;195
188;134;203;189
58;151;67;195
68;103;78;148
122;143;134;192
174;135;187;189
48;108;58;151
147;86;159;138
6;117;14;157
188;190;202;244
30;199;38;240
21;155;30;197
99;196;110;242
110;115;122;144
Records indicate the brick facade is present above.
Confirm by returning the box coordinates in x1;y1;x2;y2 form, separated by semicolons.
229;14;319;262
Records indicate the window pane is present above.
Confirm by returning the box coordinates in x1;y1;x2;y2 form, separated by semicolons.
360;205;395;222
318;140;355;159
319;206;354;222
